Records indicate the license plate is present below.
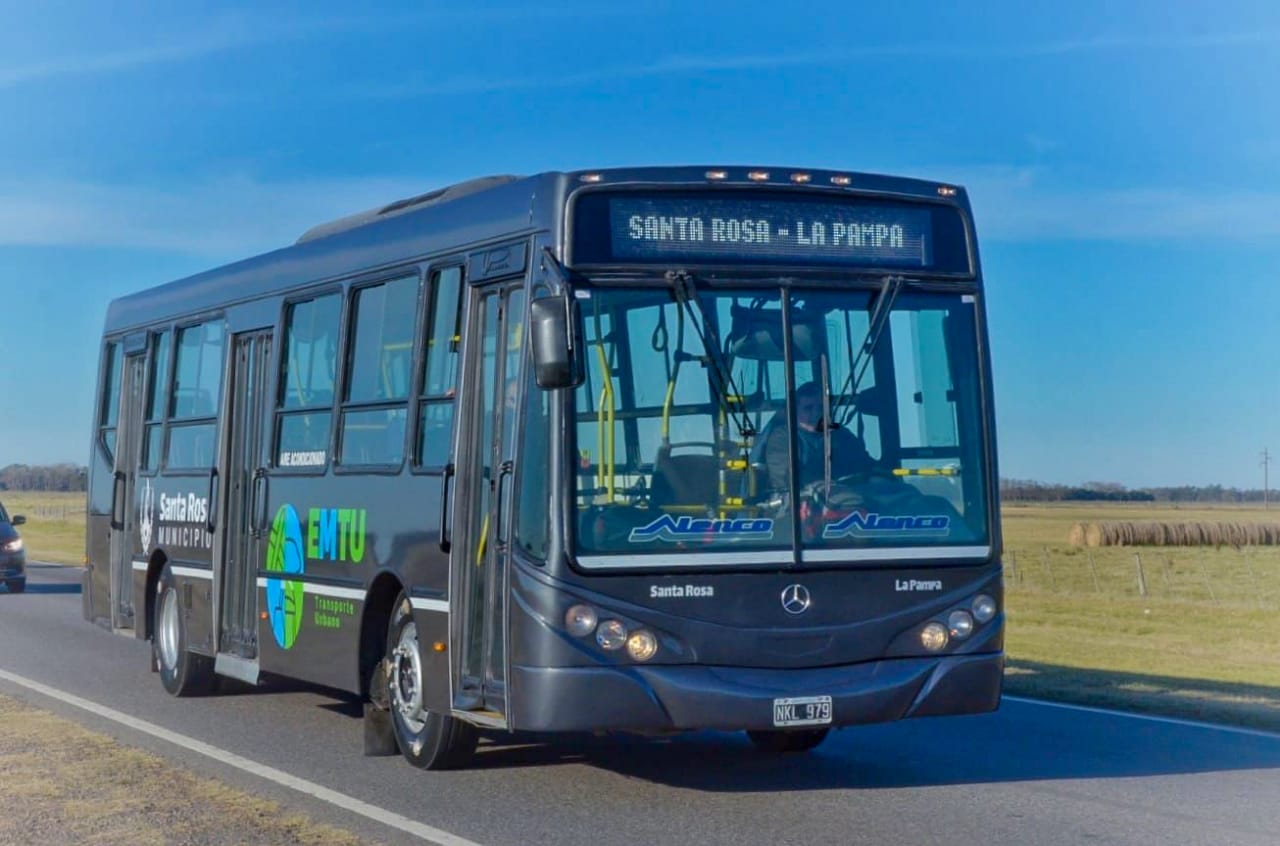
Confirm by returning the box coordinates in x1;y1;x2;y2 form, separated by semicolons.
772;695;832;727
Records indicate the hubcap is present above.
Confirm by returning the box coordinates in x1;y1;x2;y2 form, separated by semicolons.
158;587;180;671
390;621;426;733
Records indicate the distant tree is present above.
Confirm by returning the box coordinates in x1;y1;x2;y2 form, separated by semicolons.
0;463;87;492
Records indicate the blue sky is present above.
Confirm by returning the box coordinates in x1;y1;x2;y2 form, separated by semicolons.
0;0;1277;488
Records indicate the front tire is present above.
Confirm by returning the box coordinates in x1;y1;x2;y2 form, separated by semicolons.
747;728;830;754
5;578;24;594
153;564;213;696
386;593;477;770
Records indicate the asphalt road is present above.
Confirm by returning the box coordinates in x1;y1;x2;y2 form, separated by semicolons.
2;564;1278;846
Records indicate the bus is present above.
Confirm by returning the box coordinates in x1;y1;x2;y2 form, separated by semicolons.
84;166;1003;769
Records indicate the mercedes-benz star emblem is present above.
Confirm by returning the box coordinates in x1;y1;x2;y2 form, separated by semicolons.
781;584;811;615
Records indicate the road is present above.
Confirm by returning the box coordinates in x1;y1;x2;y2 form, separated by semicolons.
2;564;1278;846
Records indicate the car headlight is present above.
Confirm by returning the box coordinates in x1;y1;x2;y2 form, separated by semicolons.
1;538;22;553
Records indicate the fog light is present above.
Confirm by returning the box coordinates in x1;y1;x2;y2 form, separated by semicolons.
596;619;627;651
626;630;658;662
948;610;974;639
920;622;949;651
565;605;598;637
972;594;997;623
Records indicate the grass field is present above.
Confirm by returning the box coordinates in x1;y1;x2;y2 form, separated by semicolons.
1001;501;1280;729
0;491;85;565
4;492;1278;729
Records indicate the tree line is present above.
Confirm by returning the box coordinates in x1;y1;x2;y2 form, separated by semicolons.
1001;478;1274;504
0;464;87;492
0;463;1271;503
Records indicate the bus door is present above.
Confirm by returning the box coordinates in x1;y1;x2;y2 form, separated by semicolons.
453;283;525;716
215;329;273;671
108;350;147;631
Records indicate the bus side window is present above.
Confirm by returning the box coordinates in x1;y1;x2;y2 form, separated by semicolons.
276;293;341;469
142;331;171;471
166;321;224;470
98;341;123;462
339;275;418;466
416;266;463;469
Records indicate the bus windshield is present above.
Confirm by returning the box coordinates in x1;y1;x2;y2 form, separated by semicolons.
572;284;990;565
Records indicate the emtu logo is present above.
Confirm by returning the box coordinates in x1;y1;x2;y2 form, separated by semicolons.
265;504;306;650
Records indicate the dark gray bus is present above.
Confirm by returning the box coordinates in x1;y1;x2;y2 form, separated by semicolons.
84;166;1003;768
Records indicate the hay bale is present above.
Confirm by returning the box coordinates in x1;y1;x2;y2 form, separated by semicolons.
1067;520;1280;547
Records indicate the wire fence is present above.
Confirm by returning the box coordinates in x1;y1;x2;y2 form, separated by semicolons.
1004;544;1280;609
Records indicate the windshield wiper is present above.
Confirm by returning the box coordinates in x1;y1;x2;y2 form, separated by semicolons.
836;274;904;429
666;271;756;444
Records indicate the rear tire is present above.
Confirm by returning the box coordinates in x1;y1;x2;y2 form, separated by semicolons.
386;593;477;770
5;578;24;594
746;728;830;754
153;564;213;696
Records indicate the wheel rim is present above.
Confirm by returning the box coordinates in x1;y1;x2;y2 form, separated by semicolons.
158;587;180;671
391;621;426;733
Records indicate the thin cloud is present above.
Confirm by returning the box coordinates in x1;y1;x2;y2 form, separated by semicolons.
0;174;448;255
349;29;1280;99
949;166;1280;242
0;7;629;90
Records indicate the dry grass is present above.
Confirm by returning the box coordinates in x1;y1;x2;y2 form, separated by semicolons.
0;693;383;846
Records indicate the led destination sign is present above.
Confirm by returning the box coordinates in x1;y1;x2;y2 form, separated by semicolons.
572;191;970;272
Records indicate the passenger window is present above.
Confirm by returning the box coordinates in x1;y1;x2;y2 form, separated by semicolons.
166;321;224;470
340;276;418;466
416;267;463;468
276;294;340;468
170;322;225;420
98;342;123;461
143;330;170;471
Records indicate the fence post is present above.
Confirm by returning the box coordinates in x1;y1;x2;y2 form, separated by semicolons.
1134;552;1148;597
1086;550;1101;592
1197;549;1217;603
1242;547;1261;608
1041;546;1055;591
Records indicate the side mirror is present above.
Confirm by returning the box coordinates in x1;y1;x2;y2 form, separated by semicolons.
11;515;24;526
529;295;584;389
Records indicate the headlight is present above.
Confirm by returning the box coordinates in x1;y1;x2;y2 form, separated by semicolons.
948;610;974;639
972;594;997;623
565;604;598;637
1;538;21;553
625;630;658;662
596;620;627;651
920;622;949;651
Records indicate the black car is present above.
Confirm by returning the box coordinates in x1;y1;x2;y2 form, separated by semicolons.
0;501;26;593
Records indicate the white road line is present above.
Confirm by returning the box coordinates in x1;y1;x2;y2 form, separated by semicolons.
0;668;484;846
1004;695;1280;740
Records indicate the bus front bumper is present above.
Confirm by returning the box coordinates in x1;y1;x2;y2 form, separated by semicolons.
510;651;1003;733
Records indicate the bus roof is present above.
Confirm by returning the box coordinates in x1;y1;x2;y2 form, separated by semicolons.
103;166;969;334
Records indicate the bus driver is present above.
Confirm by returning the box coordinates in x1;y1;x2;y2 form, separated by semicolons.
755;381;876;497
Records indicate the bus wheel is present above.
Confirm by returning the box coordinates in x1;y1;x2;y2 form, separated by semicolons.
5;578;24;594
386;594;477;770
153;564;213;696
746;728;830;754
